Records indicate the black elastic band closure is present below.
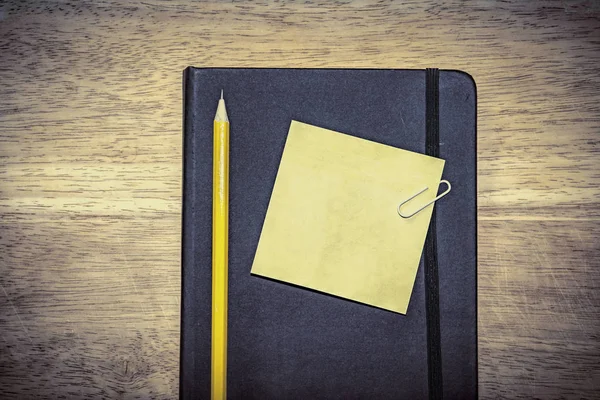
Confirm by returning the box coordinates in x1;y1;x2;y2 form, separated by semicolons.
425;68;443;400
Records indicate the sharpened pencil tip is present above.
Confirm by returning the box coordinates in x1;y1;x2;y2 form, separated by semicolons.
215;90;228;122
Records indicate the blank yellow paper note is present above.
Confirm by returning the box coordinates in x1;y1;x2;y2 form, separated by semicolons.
251;121;445;314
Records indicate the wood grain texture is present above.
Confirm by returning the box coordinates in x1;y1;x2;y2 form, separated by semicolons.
0;0;598;398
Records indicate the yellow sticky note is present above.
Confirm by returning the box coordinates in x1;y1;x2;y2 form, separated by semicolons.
251;121;445;314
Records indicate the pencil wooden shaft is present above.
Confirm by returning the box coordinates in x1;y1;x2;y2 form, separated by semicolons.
212;115;229;400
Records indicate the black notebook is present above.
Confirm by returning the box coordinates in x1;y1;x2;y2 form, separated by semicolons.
181;68;477;399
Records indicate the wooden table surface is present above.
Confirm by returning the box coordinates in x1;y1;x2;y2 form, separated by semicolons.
1;1;598;399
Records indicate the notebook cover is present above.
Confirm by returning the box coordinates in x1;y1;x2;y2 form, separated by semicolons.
181;68;477;399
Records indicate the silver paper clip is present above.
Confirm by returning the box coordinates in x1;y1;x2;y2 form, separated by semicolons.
397;180;451;219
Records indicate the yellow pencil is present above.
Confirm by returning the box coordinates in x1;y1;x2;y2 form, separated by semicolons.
212;89;229;400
